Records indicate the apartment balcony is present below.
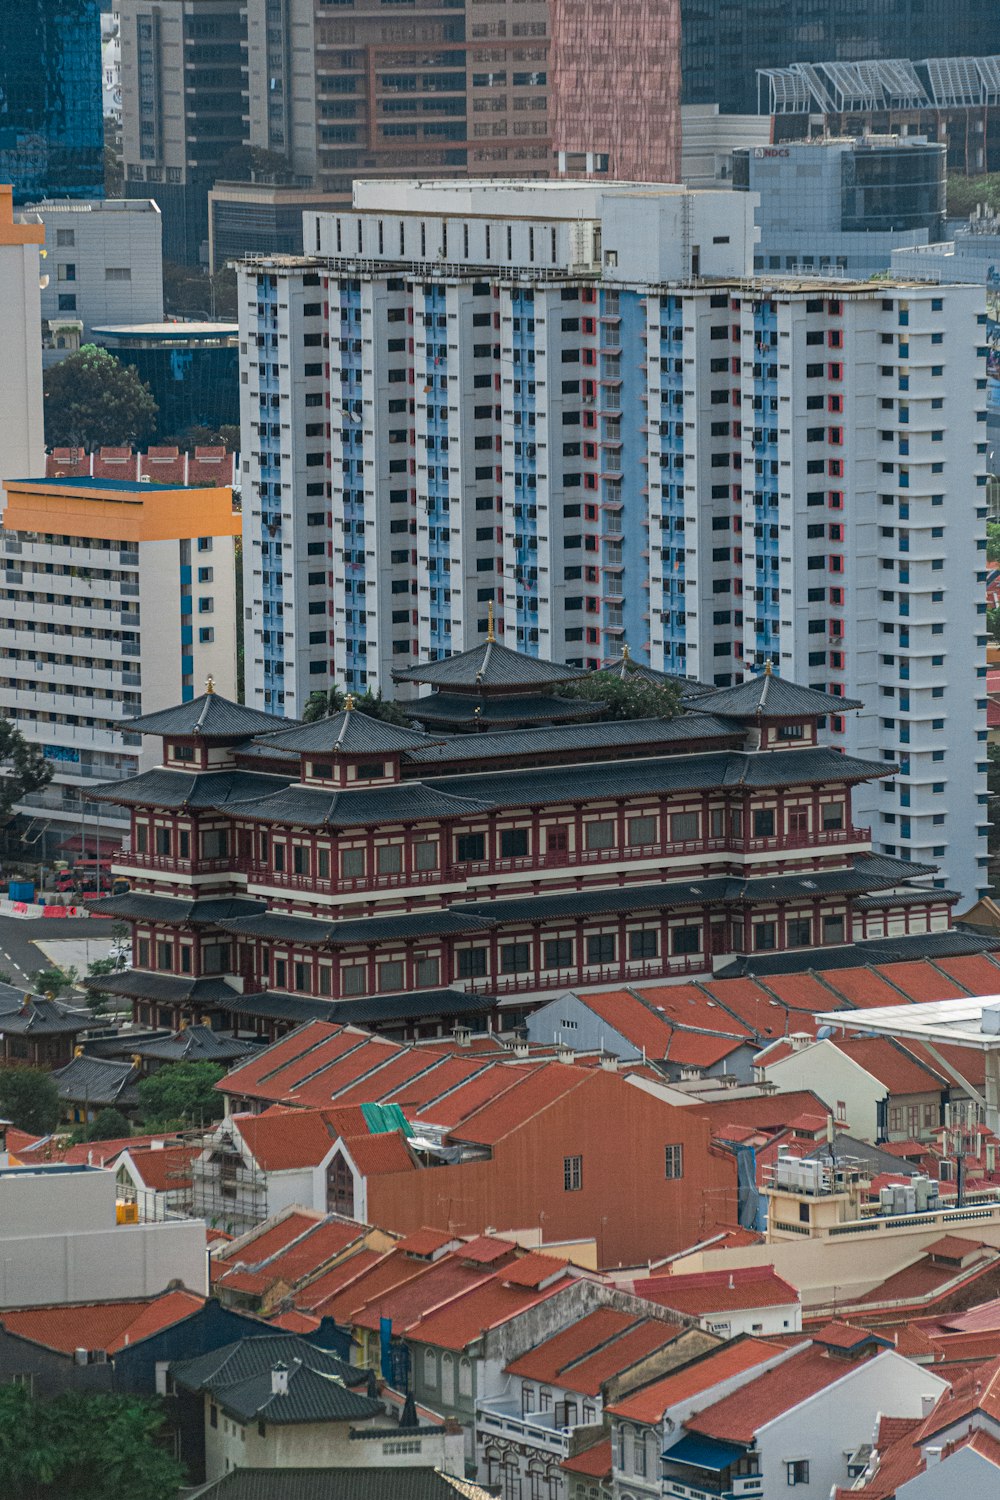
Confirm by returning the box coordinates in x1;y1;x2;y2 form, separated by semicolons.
476;1398;577;1458
663;1475;762;1500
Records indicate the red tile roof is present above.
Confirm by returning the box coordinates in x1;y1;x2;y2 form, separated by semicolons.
122;1145;199;1192
406;1268;576;1351
812;1321;887;1349
256;1218;365;1283
561;1438;612;1479
561;1320;683;1396
215;1212;321;1267
927;1235;990;1261
1;1291;203;1354
700;979;787;1039
341;1131;414;1176
686;1346;857;1444
219;1021;361;1099
458;1236;518;1265
834;1415;922;1500
931;955;1000;993
349;1259;495;1335
634;1266;799;1316
506;1308;639;1384
502;1252;570;1289
452;1064;589;1145
309;1250;429;1323
814;967;909;1009
396;1228;458;1257
693;1091;833;1137
829;1035;943;1094
268;1309;321;1333
873;963;965;1003
295;1249;385;1315
608;1337;780;1423
234;1110;336;1170
916;1356;1000;1440
962;1428;1000;1467
757;973;847;1014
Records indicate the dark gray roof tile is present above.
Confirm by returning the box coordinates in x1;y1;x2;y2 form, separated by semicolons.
214;988;495;1026
216;910;497;946
407;692;601;724
219;781;494;828
714;930;1000;977
86;894;267;924
258;708;432;756
691;669;862;719
189;1469;493;1500
51;1055;140;1107
127;692;292;740
392;640;588;689
171;1335;378;1426
405;714;742;766
91;768;288;808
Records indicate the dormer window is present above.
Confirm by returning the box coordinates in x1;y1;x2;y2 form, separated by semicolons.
356;760;386;781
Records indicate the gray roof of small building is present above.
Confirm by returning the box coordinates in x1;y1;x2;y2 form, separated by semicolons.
127;1026;254;1064
81;971;241;1005
218;781;494;828
0;998;87;1036
86;894;267;925
190;1470;493;1500
217;909;497;947
690;671;862;719
170;1335;379;1426
404;714;742;767
51;1055;140;1107
214;988;495;1026
805;1134;919;1179
0;982;40;1017
392;640;588;689
126;692;292;740
259;708;433;756
91;768;288;808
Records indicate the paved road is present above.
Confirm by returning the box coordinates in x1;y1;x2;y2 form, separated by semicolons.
0;914;108;989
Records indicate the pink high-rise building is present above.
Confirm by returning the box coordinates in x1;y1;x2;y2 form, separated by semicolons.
549;0;681;181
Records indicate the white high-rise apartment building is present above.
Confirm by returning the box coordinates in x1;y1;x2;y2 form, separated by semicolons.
0;185;45;490
237;179;989;901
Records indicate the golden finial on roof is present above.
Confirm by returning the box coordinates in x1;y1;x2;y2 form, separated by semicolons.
344;692;355;710
764;659;773;676
486;601;495;643
205;675;215;694
622;642;631;662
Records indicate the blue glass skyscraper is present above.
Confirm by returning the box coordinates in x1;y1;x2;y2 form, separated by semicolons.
0;0;104;202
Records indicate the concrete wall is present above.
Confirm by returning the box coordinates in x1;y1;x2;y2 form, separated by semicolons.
759;1042;884;1139
0;190;44;489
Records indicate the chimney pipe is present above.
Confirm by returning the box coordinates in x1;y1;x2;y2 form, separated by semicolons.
271;1363;289;1396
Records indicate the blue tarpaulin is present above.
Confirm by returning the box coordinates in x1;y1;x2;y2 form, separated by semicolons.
665;1434;747;1471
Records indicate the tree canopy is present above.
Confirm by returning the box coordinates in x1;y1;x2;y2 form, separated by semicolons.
0;1385;185;1500
83;1107;131;1142
137;1060;225;1129
302;685;414;726
43;344;158;452
560;670;683;721
0;1066;60;1135
0;718;52;822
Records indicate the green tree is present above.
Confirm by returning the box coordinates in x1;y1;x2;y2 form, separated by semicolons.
303;684;345;723
0;718;52;822
988;521;1000;565
945;172;1000;219
0;1066;60;1135
560;670;683;721
0;1385;185;1500
987;606;1000;646
138;1060;225;1128
43;344;158;451
84;1107;131;1141
32;965;79;997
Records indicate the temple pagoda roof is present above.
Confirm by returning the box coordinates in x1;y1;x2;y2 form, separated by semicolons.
691;667;862;720
127;687;291;740
259;704;433;757
391;638;588;693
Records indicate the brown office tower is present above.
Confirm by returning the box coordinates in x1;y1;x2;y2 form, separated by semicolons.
246;0;552;194
549;0;681;181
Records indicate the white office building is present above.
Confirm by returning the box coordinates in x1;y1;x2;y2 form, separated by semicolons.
23;198;164;363
236;178;989;901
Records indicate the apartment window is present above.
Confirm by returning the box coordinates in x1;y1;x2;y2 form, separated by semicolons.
415;956;440;988
586;933;616;965
544;937;573;969
500;942;531;973
584;820;615;850
456;832;486;863
156;941;172;970
412;839;438;871
670;811;698;842
376;844;402;874
56;228;75;247
341;965;367;996
753;809;775;838
457;947;488;978
787;1462;810;1486
627;815;656;846
341;847;365;877
787;917;811;947
629;929;658;960
822;914;845;944
754;921;777;951
500;827;529;858
672;925;700;956
377;960;404;991
563;1155;583;1191
665;1144;684;1179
